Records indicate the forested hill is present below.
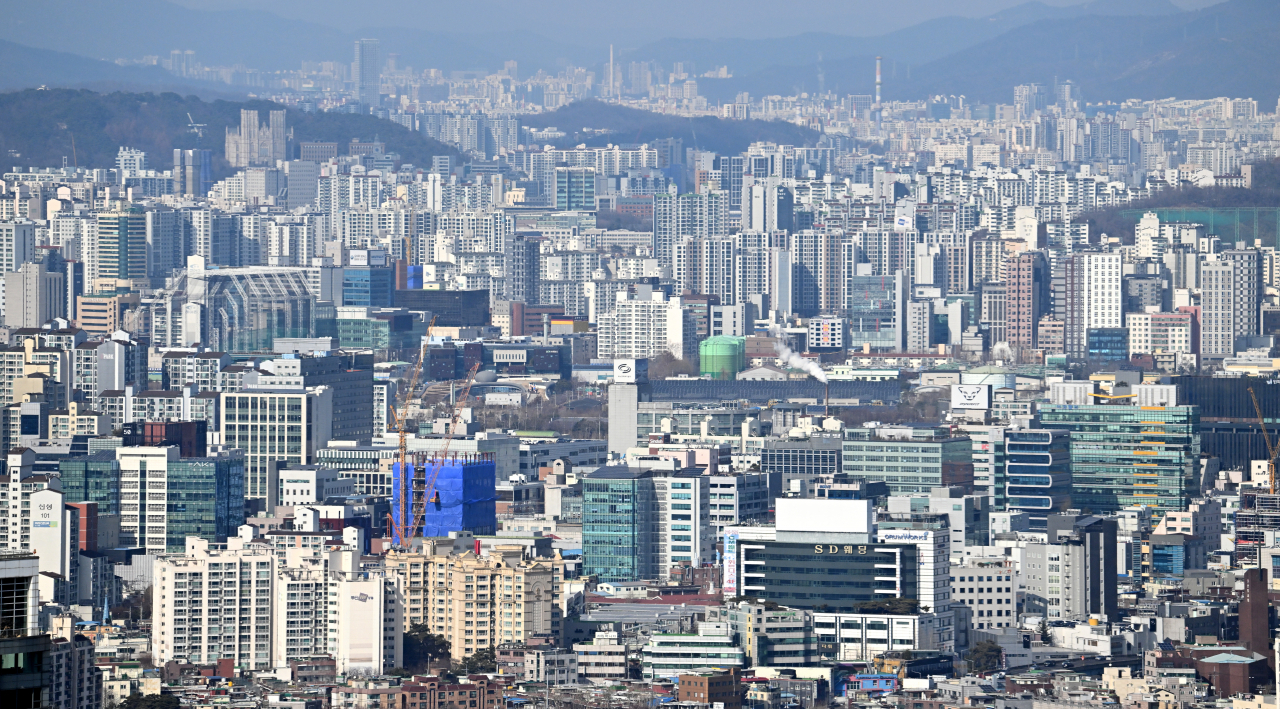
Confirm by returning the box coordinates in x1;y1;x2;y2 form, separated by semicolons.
0;89;459;178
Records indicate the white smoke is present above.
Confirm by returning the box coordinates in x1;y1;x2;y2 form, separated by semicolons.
992;342;1014;362
768;324;828;383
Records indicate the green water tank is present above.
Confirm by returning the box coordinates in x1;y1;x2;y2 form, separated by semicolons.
699;336;746;380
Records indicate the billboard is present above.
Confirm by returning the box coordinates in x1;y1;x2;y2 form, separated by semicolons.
613;358;648;384
722;533;739;596
951;384;991;410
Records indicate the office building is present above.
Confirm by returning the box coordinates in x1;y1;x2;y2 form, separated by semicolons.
725;499;957;657
384;543;564;660
1022;513;1118;622
951;556;1016;630
574;630;628;684
1126;311;1193;355
642;624;745;680
708;602;819;667
93;210;148;291
554;167;595;210
221;385;334;500
762;435;844;491
1002;429;1070;528
887;487;989;556
1039;382;1198;513
582;465;714;582
0;553;103;709
115;446;246;553
354;39;381;107
841;426;975;495
58;451;121;516
251;352;374;442
173;148;213;197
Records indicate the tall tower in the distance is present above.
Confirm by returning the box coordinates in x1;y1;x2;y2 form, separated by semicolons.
354;38;381;107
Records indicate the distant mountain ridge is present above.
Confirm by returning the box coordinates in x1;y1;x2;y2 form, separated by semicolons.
0;0;1267;105
622;0;1182;75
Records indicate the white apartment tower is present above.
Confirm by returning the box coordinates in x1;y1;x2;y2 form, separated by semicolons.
1063;251;1122;358
596;291;694;360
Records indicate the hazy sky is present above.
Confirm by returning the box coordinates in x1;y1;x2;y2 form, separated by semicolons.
170;0;1228;42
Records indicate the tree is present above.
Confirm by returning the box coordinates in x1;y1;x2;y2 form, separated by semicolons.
853;598;920;615
120;696;180;709
403;624;450;673
968;640;1003;674
1037;617;1049;638
647;351;697;380
457;647;496;674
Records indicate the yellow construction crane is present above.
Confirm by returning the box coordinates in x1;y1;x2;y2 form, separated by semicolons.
1248;387;1278;494
406;362;481;544
387;315;434;543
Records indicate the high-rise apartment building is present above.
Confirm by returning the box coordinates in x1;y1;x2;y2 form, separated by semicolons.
1200;249;1261;359
653;192;729;268
354;39;381;107
3;260;65;328
385;543;563;660
152;536;277;670
154;537;404;674
596;291;695;361
1063;252;1122;358
1005;250;1049;350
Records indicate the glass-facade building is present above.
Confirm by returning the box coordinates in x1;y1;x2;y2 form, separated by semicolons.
738;540;919;612
1037;403;1199;513
341;266;394;307
583;468;658;582
841;428;975;495
1004;429;1070;529
58;451;121;514
165;455;247;553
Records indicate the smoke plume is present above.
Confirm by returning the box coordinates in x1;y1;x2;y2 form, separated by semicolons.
768;324;828;383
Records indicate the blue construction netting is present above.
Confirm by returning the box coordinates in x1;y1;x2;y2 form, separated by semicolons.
391;458;497;544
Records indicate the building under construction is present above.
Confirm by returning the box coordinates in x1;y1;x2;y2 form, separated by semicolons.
390;454;497;545
1233;489;1280;566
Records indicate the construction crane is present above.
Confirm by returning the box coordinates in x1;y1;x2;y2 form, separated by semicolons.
1249;387;1278;494
405;362;481;545
186;113;206;142
386;322;431;544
